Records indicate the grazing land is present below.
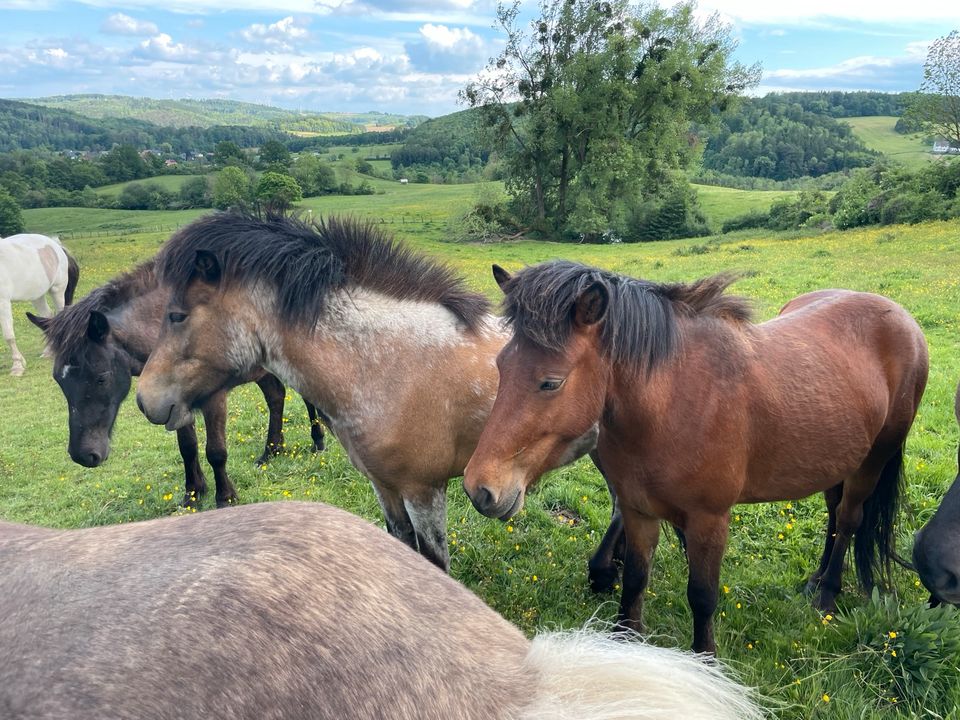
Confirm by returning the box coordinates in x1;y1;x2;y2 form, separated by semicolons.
3;196;960;718
845;116;936;170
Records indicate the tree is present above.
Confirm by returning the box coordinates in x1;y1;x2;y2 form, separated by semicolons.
461;0;759;239
0;187;24;235
255;171;302;211
906;31;960;149
100;144;147;183
179;176;211;208
259;140;292;170
291;154;338;196
214;141;247;168
212;166;252;210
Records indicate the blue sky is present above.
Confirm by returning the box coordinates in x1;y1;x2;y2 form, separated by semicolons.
0;0;956;117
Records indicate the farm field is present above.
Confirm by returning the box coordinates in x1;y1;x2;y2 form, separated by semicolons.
44;176;799;240
845;116;935;171
4;201;960;718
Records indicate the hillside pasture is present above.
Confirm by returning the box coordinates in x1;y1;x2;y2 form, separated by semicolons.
845;116;935;171
5;196;960;718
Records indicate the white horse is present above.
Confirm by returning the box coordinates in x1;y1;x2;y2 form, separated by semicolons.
0;233;79;376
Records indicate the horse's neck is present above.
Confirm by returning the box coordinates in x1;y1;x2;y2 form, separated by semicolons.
264;290;505;470
103;287;167;366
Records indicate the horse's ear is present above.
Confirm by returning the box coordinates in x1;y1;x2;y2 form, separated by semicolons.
573;281;609;328
26;312;51;334
491;264;512;292
87;311;110;343
194;250;221;285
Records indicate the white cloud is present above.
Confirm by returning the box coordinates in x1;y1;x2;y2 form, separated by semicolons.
136;34;201;63
694;0;960;24
101;12;159;36
405;23;489;73
240;16;310;50
762;50;926;91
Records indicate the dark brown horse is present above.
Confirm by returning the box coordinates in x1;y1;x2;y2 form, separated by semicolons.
464;261;928;654
0;501;763;719
913;381;960;605
28;258;324;508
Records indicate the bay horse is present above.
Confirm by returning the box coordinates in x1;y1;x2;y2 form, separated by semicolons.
464;261;928;654
0;501;763;720
135;212;598;571
913;380;960;605
0;233;79;376
27;258;325;509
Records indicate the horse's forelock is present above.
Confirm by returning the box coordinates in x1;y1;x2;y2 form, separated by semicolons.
502;261;746;373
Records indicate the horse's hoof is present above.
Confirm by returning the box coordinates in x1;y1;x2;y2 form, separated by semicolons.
311;439;325;454
255;447;281;465
216;497;238;509
588;564;620;594
802;575;821;596
10;366;25;377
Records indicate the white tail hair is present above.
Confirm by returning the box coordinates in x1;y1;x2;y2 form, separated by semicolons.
520;628;765;720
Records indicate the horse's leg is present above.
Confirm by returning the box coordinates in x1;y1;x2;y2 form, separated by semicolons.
804;483;843;594
0;299;25;376
615;509;661;634
403;485;450;572
200;392;238;508
305;402;326;453
588;450;626;592
683;513;730;654
175;420;208;508
815;443;901;613
372;482;418;551
254;373;285;465
30;298;54;358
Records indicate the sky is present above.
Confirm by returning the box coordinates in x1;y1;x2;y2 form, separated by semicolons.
0;0;957;117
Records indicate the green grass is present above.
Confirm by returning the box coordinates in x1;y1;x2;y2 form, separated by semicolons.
95;173;208;198
845;116;935;171
694;184;797;228
9;197;960;719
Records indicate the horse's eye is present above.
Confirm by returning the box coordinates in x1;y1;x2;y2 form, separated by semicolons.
168;312;187;324
539;378;565;392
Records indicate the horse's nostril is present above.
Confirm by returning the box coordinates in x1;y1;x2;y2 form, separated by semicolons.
87;452;102;467
474;486;495;513
136;394;145;414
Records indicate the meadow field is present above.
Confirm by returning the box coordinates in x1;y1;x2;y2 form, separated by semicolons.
3;196;960;718
845;116;935;171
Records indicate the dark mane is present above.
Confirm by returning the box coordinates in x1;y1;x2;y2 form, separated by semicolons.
156;211;490;331
501;260;752;371
46;260;158;361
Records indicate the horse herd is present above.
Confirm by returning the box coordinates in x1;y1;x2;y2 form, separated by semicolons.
1;213;959;718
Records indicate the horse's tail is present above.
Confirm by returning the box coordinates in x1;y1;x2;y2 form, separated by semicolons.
854;443;904;592
64;250;80;306
519;629;765;720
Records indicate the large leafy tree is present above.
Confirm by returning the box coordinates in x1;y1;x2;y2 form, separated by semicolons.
462;0;759;239
0;187;24;236
906;31;960;149
255;171;303;211
212;166;252;210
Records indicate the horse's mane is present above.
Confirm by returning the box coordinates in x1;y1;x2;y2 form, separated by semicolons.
500;260;752;371
46;260;157;360
156;211;491;331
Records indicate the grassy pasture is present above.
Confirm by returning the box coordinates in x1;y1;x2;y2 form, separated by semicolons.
6;198;960;717
94;173;208;198
845;116;935;171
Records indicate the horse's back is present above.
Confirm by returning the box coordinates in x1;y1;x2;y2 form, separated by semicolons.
0;502;531;720
773;288;928;395
0;233;69;300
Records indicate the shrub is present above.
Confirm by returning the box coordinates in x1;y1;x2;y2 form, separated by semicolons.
721;210;770;233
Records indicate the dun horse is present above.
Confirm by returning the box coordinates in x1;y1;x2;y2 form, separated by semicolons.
1;233;79;376
464;261;928;654
135;212;598;571
0;502;762;719
28;259;324;508
913;381;960;605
